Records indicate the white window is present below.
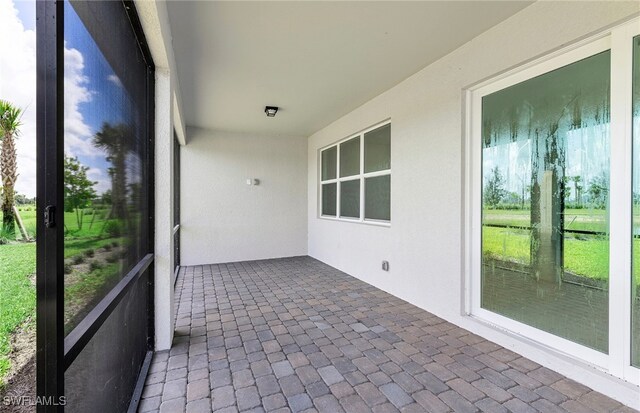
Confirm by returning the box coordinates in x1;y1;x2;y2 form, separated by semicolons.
320;121;391;224
466;18;640;385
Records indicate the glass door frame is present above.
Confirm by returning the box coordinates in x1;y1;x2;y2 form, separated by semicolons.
614;19;640;385
173;131;180;284
464;17;640;386
35;1;156;411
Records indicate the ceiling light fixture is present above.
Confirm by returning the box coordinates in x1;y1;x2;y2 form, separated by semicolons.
265;106;278;117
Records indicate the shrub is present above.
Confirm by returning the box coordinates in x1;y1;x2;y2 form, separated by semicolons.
103;244;112;252
89;261;102;271
72;255;85;265
84;249;95;258
64;263;73;274
111;241;120;248
105;221;123;237
106;253;119;263
0;238;8;245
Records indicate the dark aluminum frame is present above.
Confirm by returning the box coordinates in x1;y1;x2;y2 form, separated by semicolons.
36;1;156;411
36;1;65;408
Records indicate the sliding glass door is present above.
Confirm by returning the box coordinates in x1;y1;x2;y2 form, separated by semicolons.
469;18;640;384
480;50;611;353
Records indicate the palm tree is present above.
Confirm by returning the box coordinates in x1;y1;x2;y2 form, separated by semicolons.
93;122;131;219
571;175;582;206
0;100;22;239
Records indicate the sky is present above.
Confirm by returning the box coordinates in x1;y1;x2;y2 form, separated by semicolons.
0;0;37;198
483;124;610;199
1;0;138;198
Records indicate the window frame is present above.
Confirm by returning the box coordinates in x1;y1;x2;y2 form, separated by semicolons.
319;120;391;226
464;18;640;386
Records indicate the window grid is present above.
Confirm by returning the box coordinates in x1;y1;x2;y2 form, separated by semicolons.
320;121;391;225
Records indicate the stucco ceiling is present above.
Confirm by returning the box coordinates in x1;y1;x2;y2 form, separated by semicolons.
166;1;532;137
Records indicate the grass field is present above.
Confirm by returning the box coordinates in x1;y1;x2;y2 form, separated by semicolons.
0;242;35;388
483;226;611;279
8;205;36;241
483;208;609;232
12;204;115;241
483;208;640;284
57;207;131;332
0;205;131;384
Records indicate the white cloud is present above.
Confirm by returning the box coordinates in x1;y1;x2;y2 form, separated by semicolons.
0;0;104;198
86;167;111;195
0;0;36;198
107;74;123;88
62;45;96;159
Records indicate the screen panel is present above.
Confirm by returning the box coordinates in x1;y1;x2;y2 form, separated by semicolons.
65;271;150;413
63;0;150;334
340;137;360;178
61;1;154;411
364;124;390;173
365;175;390;221
321;147;337;181
340;179;360;218
322;183;337;216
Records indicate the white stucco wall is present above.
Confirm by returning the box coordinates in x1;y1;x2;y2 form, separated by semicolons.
137;0;179;351
182;127;308;265
307;1;640;407
153;70;175;351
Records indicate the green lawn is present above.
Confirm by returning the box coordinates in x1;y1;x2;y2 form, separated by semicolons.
60;208;130;332
13;205;36;240
0;205;126;385
482;226;531;264
65;237;121;259
483;208;609;233
483;224;640;284
0;242;35;388
11;204;115;241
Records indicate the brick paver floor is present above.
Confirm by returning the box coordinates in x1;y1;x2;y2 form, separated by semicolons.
138;257;638;413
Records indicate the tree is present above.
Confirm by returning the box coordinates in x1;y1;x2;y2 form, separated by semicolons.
0;100;22;239
64;155;96;231
562;176;571;202
14;193;34;205
484;166;507;208
93;122;132;219
506;192;522;206
571;175;582;206
587;172;608;209
100;189;112;206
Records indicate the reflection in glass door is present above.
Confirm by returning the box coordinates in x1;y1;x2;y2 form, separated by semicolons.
62;2;150;336
481;51;611;352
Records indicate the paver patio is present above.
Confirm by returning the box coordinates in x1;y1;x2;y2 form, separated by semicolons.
138;257;637;413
